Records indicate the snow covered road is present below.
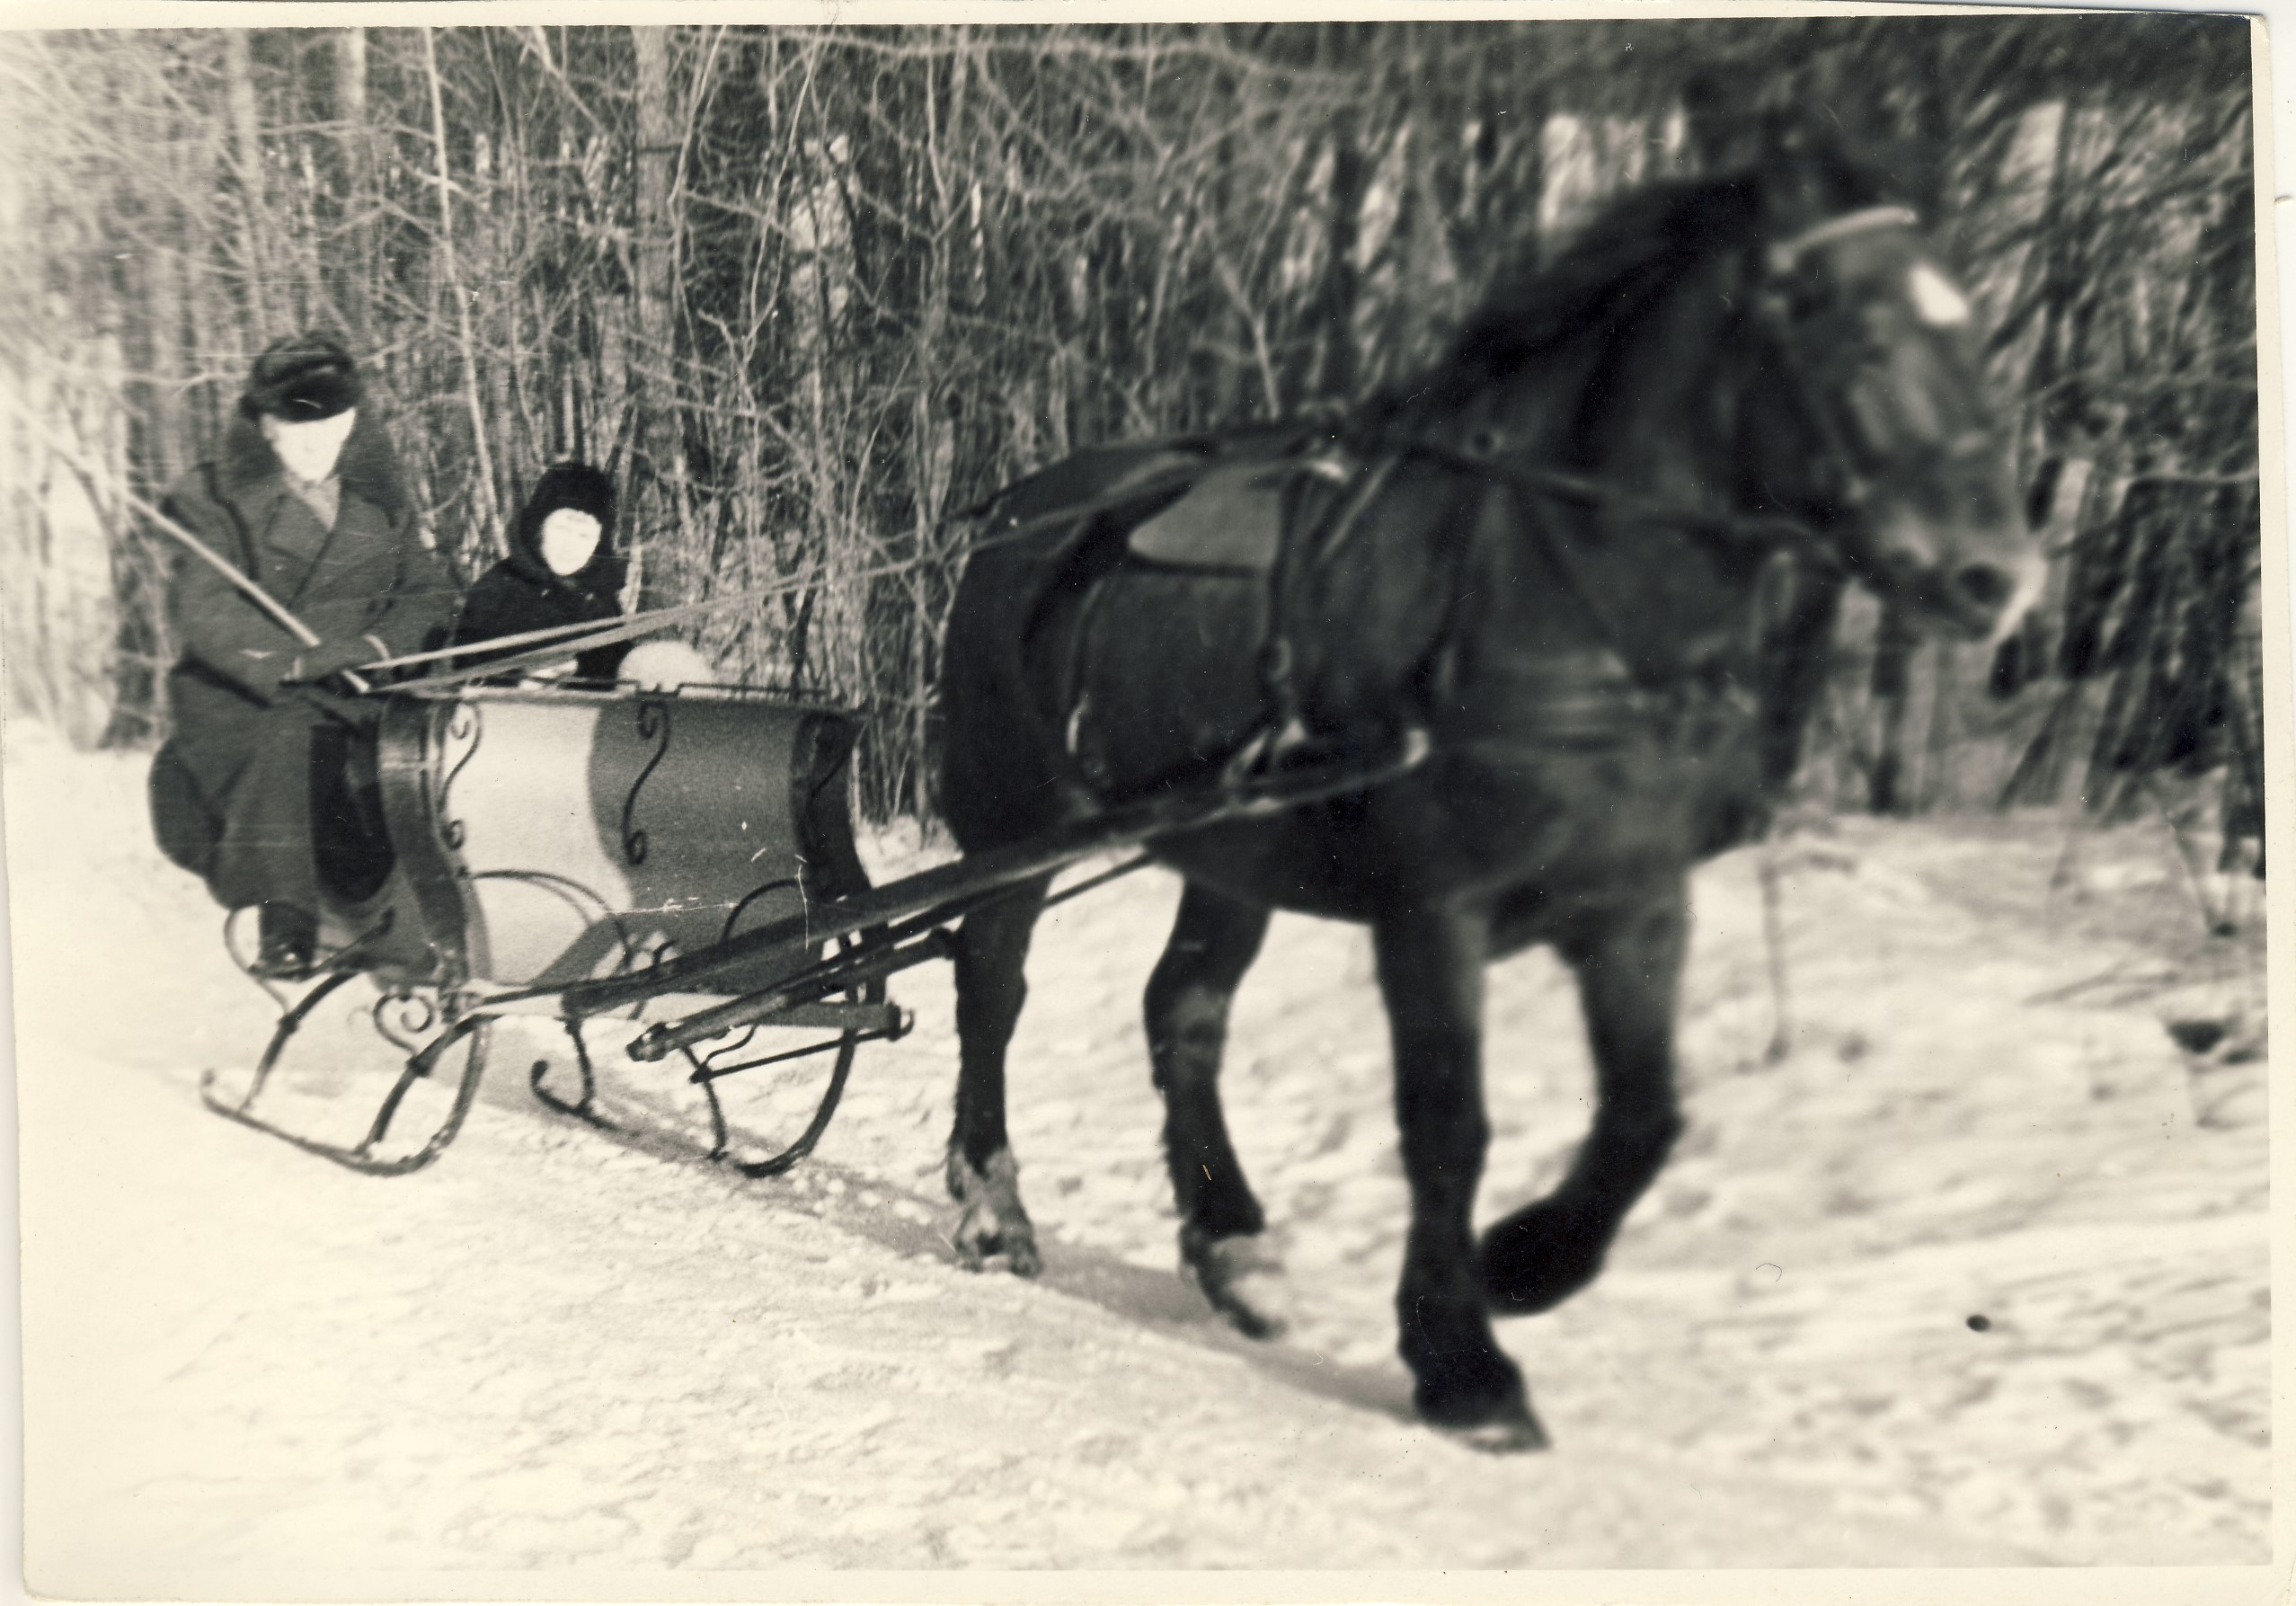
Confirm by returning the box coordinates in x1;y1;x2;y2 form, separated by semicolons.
7;723;2272;1589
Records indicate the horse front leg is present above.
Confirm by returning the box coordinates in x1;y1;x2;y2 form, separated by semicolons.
1375;903;1547;1451
1481;886;1688;1316
946;876;1053;1275
1146;880;1281;1336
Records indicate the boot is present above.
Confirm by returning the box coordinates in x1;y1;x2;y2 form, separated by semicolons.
251;901;319;980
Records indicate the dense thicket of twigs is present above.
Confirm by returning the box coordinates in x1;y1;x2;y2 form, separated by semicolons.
0;18;2260;829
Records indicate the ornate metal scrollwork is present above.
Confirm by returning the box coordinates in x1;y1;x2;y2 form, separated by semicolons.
438;701;483;852
373;989;440;1058
620;696;671;866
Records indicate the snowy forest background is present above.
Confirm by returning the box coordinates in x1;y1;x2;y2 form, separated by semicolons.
0;16;2265;837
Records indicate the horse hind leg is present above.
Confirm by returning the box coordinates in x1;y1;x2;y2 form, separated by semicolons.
1481;890;1688;1317
946;876;1053;1275
1147;881;1283;1337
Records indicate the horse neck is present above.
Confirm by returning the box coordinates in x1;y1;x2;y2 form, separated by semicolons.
1498;269;1775;677
1421;262;1841;805
1579;257;1759;535
1574;283;1848;793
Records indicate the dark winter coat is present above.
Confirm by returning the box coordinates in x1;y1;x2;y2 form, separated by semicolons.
452;467;629;682
147;406;457;908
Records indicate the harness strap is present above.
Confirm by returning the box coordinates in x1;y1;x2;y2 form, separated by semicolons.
1253;449;1378;764
1228;425;1838;773
1396;438;1844;573
378;471;1225;694
1766;205;1919;273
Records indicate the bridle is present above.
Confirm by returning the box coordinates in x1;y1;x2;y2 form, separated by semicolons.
1310;200;1955;723
1766;204;1919;274
1747;203;1928;542
1401;201;1937;579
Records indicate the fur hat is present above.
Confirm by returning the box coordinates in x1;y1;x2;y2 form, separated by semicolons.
241;331;363;421
517;462;618;550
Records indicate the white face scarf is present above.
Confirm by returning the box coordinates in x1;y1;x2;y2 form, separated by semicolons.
538;508;603;576
261;408;358;486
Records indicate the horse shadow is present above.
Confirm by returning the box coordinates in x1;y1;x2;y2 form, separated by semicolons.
763;1151;1425;1429
493;1044;1423;1427
480;1005;1423;1426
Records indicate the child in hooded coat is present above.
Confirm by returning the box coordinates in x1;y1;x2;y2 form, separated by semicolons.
454;462;631;681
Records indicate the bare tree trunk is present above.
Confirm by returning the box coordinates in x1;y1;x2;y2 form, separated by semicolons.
423;28;501;550
330;27;371;342
632;30;677;357
630;25;678;607
100;239;185;747
2219;576;2265;875
1919;643;1958;811
1315;109;1365;400
223;31;270;339
141;247;186;489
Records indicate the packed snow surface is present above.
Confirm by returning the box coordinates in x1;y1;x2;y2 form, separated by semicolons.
7;721;2271;1588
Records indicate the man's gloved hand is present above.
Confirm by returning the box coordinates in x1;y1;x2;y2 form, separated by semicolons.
285;634;388;690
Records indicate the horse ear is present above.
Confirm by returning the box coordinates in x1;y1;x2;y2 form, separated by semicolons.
1759;105;1827;158
1684;79;1820;179
1751;109;1873;232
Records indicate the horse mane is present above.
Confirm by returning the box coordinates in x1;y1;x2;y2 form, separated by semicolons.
1357;179;1755;439
1360;150;1892;443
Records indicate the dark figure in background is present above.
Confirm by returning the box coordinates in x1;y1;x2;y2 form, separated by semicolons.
147;333;456;973
452;462;629;682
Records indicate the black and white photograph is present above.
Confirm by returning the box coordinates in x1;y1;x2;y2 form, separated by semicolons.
2;4;2283;1593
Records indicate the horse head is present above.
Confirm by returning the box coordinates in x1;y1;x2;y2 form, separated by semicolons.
1735;137;2045;643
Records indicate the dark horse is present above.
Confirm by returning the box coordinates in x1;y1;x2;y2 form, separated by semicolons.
934;138;2044;1449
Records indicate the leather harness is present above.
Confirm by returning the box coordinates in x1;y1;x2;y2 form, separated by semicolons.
1206;204;1931;781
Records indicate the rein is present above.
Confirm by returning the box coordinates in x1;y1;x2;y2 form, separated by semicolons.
367;477;1188;695
1393;439;1845;573
382;204;1923;721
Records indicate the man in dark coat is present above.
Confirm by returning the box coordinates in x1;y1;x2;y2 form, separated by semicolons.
451;461;629;681
147;333;457;972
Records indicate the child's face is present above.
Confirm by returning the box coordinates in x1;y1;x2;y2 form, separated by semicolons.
261;409;356;485
539;509;602;576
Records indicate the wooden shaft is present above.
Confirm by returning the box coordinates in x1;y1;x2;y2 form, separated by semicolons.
624;930;955;1063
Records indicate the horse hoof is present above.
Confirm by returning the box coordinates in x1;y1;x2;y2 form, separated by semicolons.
1411;1342;1541;1447
952;1202;1042;1277
1419;1377;1549;1452
1446;1407;1552;1455
1180;1227;1290;1340
952;1227;1042;1276
946;1144;1040;1275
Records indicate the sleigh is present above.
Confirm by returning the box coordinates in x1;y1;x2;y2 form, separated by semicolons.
204;679;1426;1178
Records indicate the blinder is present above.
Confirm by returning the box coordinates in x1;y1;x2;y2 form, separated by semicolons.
1749;202;1987;527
